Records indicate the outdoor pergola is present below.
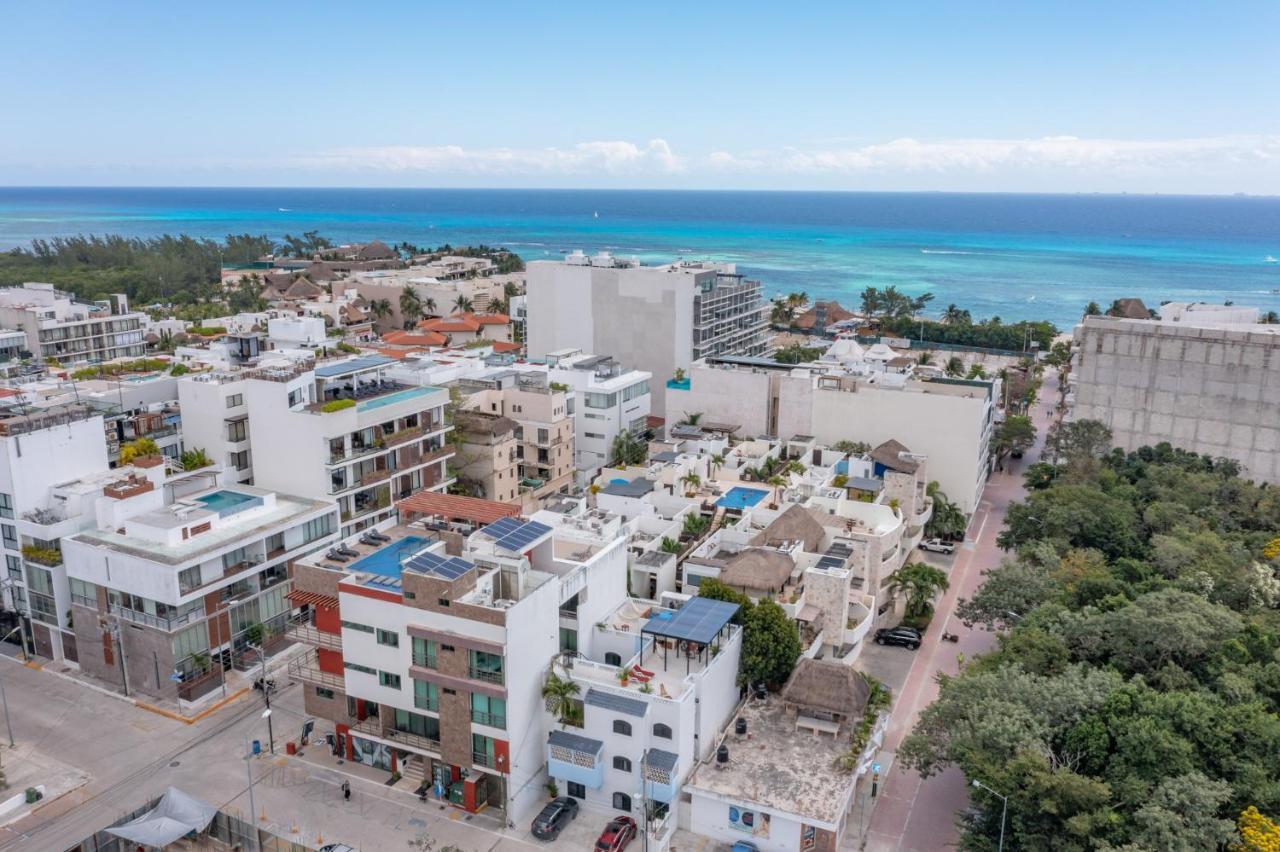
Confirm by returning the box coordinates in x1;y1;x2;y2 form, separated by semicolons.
641;597;740;675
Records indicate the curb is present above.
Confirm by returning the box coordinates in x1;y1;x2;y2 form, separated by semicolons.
134;687;249;724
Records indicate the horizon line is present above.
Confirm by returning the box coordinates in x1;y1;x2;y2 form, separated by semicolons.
1;184;1278;200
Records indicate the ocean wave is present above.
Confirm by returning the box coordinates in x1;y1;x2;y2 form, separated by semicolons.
921;249;982;255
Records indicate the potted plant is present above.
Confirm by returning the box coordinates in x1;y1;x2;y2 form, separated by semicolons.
639;682;653;694
545;780;559;799
616;666;633;687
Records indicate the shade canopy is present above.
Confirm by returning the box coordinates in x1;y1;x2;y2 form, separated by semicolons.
642;597;739;646
107;787;217;848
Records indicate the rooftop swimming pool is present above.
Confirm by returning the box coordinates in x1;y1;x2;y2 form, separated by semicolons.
356;385;437;412
348;535;429;578
195;490;263;517
716;486;768;511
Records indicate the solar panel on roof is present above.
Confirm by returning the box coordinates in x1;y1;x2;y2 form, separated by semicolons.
480;516;522;540
406;551;447;574
493;520;552;552
642;597;739;646
434;557;474;580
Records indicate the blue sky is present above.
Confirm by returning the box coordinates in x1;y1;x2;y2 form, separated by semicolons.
3;1;1278;193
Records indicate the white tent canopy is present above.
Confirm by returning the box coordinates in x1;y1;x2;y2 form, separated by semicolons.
107;787;217;848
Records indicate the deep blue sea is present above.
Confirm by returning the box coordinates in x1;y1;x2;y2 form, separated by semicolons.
2;187;1278;328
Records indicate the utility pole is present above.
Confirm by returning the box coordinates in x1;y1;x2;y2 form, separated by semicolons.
109;619;130;697
243;736;260;852
0;625;19;748
252;644;275;753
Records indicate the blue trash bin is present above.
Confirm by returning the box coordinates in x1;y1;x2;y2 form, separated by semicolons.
252;739;262;755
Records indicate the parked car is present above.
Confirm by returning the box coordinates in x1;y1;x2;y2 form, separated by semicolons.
531;797;579;841
919;538;957;554
319;846;357;852
595;815;637;851
731;843;760;852
875;626;922;650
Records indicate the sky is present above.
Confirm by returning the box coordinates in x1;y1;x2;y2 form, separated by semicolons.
2;1;1278;194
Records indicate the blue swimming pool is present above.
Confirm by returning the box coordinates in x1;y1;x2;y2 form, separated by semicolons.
195;490;263;517
356;385;438;412
348;535;429;578
716;486;769;511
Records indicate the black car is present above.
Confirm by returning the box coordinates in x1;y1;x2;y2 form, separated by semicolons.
875;626;922;650
532;796;579;840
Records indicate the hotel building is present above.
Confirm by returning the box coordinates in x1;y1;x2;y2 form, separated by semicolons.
0;283;146;365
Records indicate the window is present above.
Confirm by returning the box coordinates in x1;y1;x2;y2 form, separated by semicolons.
172;622;209;659
585;391;618;409
343;661;376;675
612;720;632;736
24;564;53;597
472;733;496;768
230;450;250;471
394;708;440;742
178;566;202;594
227;420;248;442
1;525;15;550
376;629;399;648
622;380;649;402
226;393;243;408
468;650;504;685
566;781;586;800
315;686;335;700
612;793;631;812
613;756;632;772
301;514;335;544
5;555;20;581
341;620;374;634
471;693;506;729
653;723;673;739
604;652;622;666
28;592;57;625
584;432;605;440
414;679;439;712
222;546;249;569
379;671;402;689
0;492;12;520
412;637;437;668
264;532;284;554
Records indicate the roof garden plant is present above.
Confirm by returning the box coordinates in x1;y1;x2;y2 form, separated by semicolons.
320;398;355;413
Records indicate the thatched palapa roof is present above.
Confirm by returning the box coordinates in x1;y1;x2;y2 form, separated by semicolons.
870;439;918;474
781;657;871;718
749;503;827;552
718;548;795;593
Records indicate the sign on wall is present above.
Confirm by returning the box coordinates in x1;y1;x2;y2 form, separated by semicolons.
728;806;771;838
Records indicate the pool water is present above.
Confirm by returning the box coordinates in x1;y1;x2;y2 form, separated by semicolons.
716;486;769;511
356;385;437;412
349;535;429;578
195;490;263;516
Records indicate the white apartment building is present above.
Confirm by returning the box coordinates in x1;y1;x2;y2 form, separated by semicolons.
526;253;768;414
543;349;651;485
180;355;453;532
0;283;146;365
668;356;994;514
1071;311;1280;483
288;498;634;827
62;475;338;700
0;404;111;659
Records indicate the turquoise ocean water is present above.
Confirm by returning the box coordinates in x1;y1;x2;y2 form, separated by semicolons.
1;187;1278;328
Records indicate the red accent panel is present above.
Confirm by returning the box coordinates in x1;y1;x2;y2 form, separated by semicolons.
336;723;354;760
494;739;510;775
463;778;478;812
342;583;402;604
316;648;344;675
315;605;341;634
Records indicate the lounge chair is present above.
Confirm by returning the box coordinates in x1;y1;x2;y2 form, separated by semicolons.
337;545;359;558
326;550;349;563
367;531;391;543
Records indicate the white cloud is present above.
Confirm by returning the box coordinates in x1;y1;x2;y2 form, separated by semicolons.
297;138;685;175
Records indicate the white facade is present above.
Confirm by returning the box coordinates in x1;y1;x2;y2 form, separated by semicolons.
526;254;768;414
0;283;147;365
543;349;652;485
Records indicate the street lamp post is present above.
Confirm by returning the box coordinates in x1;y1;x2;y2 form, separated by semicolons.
250;644;275;754
243;735;260;852
971;779;1008;852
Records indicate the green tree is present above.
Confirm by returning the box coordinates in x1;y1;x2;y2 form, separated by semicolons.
179;447;212;471
1045;418;1113;468
995;414;1037;462
886;562;950;618
120;437;160;464
944;356;965;377
1084;301;1102;316
695;578;753;624
399;285;423;329
610;431;647;466
739;599;801;687
541;672;581;729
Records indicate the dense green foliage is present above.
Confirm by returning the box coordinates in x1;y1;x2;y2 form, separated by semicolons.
905;430;1280;850
881;314;1057;352
697;578;802;687
774;343;826;364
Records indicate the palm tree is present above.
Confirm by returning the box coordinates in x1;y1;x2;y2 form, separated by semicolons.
369;298;392;325
179;447;213;471
886;562;950;618
422;296;437;317
541;672;581;728
399;286;423;329
709;453;725;479
454;295;474;314
916;352;934;366
944;356;965;377
942;304;971;325
680;411;703;426
966;363;988;380
120;437;160;464
680;472;702;495
767;474;787;505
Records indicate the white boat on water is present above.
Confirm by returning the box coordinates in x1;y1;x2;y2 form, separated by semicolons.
1266;255;1278;263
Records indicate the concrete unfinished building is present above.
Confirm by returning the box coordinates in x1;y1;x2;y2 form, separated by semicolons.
1071;314;1280;483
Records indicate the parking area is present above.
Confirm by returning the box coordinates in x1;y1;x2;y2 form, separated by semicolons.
525;802;630;850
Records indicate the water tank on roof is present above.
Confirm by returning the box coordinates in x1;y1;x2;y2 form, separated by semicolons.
735;717;747;736
716;744;729;764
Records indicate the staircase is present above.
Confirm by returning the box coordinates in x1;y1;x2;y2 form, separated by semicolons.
400;754;428;786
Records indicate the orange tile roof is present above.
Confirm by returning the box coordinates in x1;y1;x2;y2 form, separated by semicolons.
490;341;522;353
474;313;510;325
396;492;521;526
420;315;481;333
383;329;448;347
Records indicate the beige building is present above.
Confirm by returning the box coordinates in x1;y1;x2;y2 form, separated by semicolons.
337;268;511;332
457;372;575;509
453;411;520;504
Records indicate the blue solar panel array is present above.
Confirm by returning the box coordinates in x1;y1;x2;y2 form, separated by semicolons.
642;597;740;646
362;574;403;590
404;550;475;580
477;517;552;552
314;354;393;378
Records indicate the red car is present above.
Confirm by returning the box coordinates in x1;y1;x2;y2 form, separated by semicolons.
595;816;637;851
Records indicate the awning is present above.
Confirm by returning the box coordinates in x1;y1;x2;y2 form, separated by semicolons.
288;590;339;609
107;787;217;847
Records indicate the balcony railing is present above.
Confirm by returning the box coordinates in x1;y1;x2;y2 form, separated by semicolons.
70;592;96;608
288;650;345;690
109;602;205;632
471;711;506;729
473;750;496;769
468;667;504;686
286;620;344;651
353;717;442;753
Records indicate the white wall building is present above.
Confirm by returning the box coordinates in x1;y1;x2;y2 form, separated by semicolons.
0;283;146;365
526;254;768;414
543;349;651;485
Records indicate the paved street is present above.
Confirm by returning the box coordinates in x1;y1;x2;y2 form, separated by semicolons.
864;373;1060;851
0;659;551;852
